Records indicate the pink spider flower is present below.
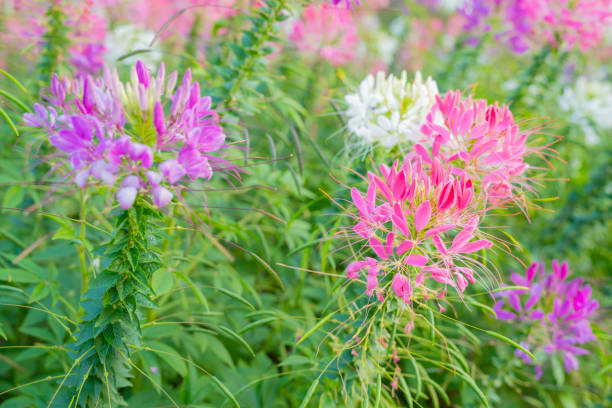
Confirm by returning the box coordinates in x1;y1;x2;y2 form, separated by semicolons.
418;89;544;208
289;3;359;66
494;260;599;378
344;156;494;307
24;60;239;210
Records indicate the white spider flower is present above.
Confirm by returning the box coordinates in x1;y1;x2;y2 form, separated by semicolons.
558;77;612;145
105;24;161;67
344;71;438;151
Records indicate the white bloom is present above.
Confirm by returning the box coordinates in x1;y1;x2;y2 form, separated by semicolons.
558;77;612;145
105;25;161;67
438;0;466;12
344;71;438;150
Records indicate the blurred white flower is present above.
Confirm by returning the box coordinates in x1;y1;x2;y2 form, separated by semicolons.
105;24;160;67
344;71;438;150
558;77;612;145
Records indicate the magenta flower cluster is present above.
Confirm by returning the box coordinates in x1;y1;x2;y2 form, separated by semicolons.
343;88;547;318
24;60;234;209
494;260;599;378
459;0;612;53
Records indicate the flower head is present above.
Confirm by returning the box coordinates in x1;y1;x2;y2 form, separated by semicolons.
460;0;612;53
345;71;439;151
419;89;542;208
25;60;238;209
494;260;599;378
289;4;359;66
344;156;493;306
558;76;612;145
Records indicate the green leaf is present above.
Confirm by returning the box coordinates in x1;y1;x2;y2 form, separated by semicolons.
2;186;25;211
216;326;255;357
0;106;18;137
0;268;40;283
215;287;256;311
175;271;209;311
551;355;565;386
211;375;240;408
147;341;187;376
297;311;334;345
238;317;277;334
28;281;49;303
52;225;76;241
299;378;319;408
485;330;536;361
0;69;29;94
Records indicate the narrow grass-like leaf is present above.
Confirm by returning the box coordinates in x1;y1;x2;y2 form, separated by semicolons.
485;330;536;360
217;326;255;357
374;374;382;407
0;69;29;94
0;106;18;137
211;375;240;408
215;287;256;311
406;352;422;399
238;317;277;334
297;311;334;345
299;378;319;408
0;90;31;112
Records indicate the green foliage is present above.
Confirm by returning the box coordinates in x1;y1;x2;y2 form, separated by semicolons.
37;1;71;86
0;1;610;407
55;199;163;407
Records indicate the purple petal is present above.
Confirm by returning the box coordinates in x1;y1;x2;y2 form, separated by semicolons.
117;187;137;209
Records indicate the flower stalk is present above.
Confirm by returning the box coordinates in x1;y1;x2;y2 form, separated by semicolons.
59;197;163;406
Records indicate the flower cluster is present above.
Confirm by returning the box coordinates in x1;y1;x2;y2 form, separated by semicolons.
341;82;552;323
345;155;493;314
345;72;542;208
344;71;439;150
459;0;612;53
289;3;359;66
24;60;235;209
494;261;599;378
558;76;612;145
419;89;537;207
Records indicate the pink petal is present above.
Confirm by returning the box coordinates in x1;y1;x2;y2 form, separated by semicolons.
455;239;493;254
424;224;455;237
385;233;395;256
396;240;415;256
369;237;388;260
414;201;431;232
392;204;412;238
351;188;368;219
404;254;428;267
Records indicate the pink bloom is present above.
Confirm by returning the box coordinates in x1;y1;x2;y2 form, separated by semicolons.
420;89;542;207
290;4;359;66
392;274;412;303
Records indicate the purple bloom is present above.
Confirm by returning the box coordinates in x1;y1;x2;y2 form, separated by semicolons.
25;60;238;209
495;260;599;377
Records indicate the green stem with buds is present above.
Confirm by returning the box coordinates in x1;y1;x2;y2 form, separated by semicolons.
38;1;70;87
56;198;163;407
224;0;287;108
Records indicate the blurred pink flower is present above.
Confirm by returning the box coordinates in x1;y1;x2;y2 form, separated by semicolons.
290;4;359;66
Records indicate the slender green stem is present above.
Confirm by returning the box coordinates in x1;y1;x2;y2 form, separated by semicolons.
77;190;88;294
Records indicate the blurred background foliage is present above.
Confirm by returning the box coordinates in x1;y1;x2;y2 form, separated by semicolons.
0;0;610;407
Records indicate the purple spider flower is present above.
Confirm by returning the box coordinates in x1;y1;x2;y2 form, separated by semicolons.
494;260;599;379
24;60;240;209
